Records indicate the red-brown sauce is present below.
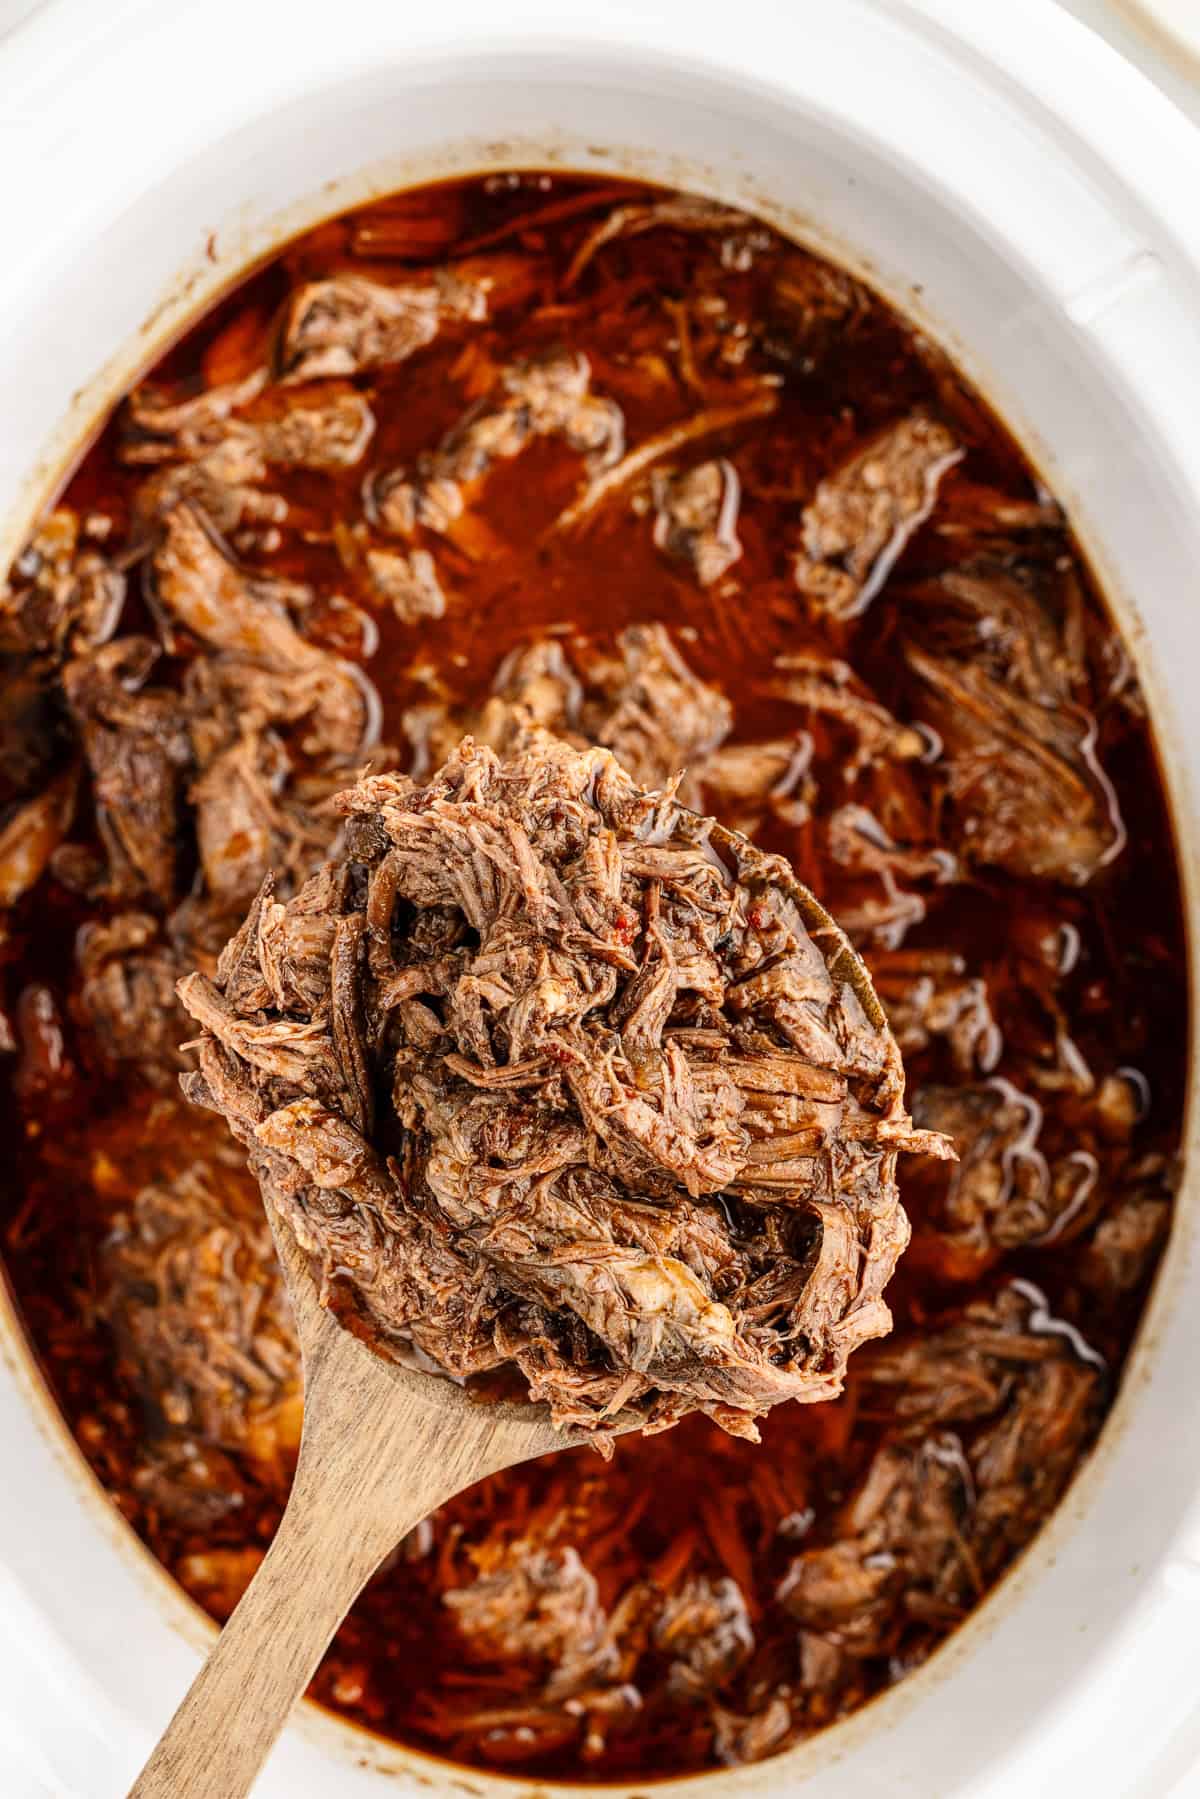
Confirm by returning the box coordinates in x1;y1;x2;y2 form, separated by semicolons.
0;173;1186;1780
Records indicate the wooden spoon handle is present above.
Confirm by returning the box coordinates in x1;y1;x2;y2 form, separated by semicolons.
127;1206;573;1799
126;1338;523;1799
127;1470;398;1799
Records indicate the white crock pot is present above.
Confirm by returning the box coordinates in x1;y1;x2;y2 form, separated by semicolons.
1;1;1198;1794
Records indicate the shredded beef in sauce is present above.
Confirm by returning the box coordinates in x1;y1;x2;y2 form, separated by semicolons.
179;731;943;1438
0;173;1184;1780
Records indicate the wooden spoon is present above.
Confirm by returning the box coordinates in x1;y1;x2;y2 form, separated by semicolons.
129;834;894;1799
128;1206;637;1799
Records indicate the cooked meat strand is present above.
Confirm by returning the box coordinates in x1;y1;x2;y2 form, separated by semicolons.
365;548;448;623
767;655;928;777
869;949;1002;1077
123;372;375;473
778;1281;1104;1679
74;913;190;1087
565;196;756;288
407;623;731;803
581;622;733;794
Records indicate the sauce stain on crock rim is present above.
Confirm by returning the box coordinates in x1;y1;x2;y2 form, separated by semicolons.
0;133;1195;1797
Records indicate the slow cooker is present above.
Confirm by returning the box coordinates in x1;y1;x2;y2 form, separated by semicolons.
1;1;1198;1793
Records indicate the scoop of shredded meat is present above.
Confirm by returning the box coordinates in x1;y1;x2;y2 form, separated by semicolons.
178;729;946;1438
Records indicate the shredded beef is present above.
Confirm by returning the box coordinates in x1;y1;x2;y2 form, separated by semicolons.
794;415;962;618
180;731;945;1437
368;349;624;547
75;913;190;1087
651;459;743;586
63;639;190;905
0;768;77;909
564;196;757;288
902;566;1125;883
869;949;1002;1077
365;548;448;623
98;1119;300;1479
580;623;733;794
779;1281;1105;1677
279;269;490;382
123;372;376;475
0;510;125;660
406;623;734;803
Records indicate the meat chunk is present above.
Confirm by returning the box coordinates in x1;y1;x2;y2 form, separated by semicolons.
433;1500;652;1762
153;504;377;764
911;1081;1045;1248
436;1489;761;1767
122;368;269;450
180;731;943;1439
794;415;961;617
1080;1156;1175;1302
365;548;447;624
0;768;77;910
825;802;957;951
765;251;869;362
189;730;326;912
778;1432;977;1655
907;644;1123;884
906;1080;1104;1251
869;950;1001;1077
404;624;730;801
780;1282;1104;1676
278;268;488;381
0;510;125;659
565;196;757;288
693;735;814;842
12;984;72;1099
123;372;375;476
74;913;189;1087
653;1575;754;1699
132;1440;251;1531
1084;1195;1169;1297
581;623;733;794
63;639;189;904
651;459;743;587
711;1697;793;1767
766;655;928;780
446;1539;609;1672
861;1280;1104;1436
98;1130;300;1480
903;566;1125;884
